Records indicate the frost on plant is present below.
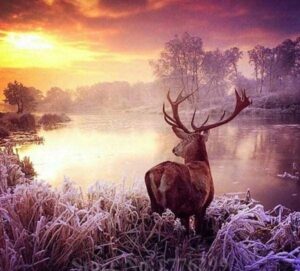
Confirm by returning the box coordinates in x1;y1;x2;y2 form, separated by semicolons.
0;148;299;271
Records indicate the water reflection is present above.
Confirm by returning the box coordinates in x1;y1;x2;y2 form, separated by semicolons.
18;127;162;186
17;113;300;210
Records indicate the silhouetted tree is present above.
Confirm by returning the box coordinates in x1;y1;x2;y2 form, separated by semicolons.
151;33;242;103
43;87;72;112
248;37;300;93
3;81;39;113
150;32;205;102
202;49;239;97
225;47;243;78
25;87;44;112
273;39;298;85
248;45;268;93
293;37;300;77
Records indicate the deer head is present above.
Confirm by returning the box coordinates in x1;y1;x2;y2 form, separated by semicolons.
163;89;251;163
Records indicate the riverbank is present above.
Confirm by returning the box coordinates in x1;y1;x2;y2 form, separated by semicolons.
0;148;299;271
125;91;300;117
0;112;71;143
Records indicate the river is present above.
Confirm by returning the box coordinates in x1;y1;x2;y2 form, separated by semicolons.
16;112;300;211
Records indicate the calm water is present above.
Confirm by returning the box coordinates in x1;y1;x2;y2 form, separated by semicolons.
16;113;300;211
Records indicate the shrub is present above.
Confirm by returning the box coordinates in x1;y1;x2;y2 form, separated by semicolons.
38;113;71;128
19;113;36;131
0;113;36;131
19;156;36;179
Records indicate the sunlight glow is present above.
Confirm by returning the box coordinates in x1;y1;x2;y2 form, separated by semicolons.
6;32;54;50
0;31;96;69
0;31;154;89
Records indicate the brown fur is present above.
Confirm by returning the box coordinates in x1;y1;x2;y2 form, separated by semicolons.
145;134;214;234
146;89;250;233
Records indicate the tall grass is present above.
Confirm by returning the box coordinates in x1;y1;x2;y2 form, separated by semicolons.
0;148;299;271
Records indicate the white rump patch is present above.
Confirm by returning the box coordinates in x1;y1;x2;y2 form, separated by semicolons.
149;173;159;202
158;173;169;207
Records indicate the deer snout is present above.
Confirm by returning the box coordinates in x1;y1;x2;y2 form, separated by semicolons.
172;147;179;156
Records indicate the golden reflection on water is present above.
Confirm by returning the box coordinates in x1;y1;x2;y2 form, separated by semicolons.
17;126;162;188
235;136;257;160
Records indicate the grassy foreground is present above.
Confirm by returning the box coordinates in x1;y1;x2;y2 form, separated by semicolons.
0;148;299;271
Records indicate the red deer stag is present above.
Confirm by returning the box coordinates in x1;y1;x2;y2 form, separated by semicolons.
145;89;251;233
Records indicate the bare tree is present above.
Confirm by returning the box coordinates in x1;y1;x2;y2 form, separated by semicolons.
248;37;300;94
274;39;298;84
293;37;300;78
150;32;205;102
225;47;243;78
248;45;268;93
151;33;243;105
202;49;239;97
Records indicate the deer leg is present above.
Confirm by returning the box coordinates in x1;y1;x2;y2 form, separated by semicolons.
150;201;164;215
195;209;206;235
145;171;164;215
181;216;190;234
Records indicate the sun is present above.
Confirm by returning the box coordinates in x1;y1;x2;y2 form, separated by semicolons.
0;31;96;72
6;32;54;50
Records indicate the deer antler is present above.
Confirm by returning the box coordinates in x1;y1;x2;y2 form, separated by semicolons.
163;88;251;134
191;89;251;132
163;89;195;133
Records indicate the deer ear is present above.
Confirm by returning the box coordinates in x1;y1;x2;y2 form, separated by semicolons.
202;130;209;142
172;127;189;139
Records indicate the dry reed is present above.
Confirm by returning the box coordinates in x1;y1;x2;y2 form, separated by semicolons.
0;148;299;271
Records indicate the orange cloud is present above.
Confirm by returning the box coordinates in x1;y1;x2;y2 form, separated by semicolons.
0;0;298;90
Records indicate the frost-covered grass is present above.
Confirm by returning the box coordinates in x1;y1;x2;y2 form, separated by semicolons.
0;148;299;271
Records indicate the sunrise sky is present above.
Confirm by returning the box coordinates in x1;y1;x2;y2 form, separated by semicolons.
0;0;299;91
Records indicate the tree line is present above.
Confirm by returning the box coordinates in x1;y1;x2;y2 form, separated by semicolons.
2;82;72;113
248;38;300;93
150;32;242;101
2;33;299;113
1;81;162;113
151;32;300;105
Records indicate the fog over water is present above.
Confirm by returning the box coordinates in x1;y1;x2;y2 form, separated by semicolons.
17;113;300;211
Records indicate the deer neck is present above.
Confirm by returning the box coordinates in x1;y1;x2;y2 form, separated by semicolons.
184;144;210;166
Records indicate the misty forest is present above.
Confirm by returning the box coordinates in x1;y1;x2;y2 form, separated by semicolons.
0;1;299;271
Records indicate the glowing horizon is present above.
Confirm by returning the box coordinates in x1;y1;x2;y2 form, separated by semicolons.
0;0;299;91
